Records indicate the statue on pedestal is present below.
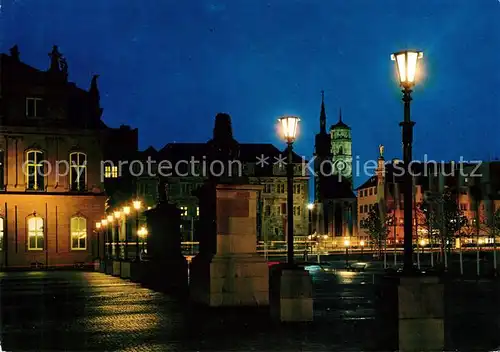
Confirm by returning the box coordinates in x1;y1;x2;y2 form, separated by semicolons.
379;144;384;158
206;113;247;184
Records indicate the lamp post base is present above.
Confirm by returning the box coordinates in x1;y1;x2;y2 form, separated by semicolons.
112;260;121;276
104;259;113;275
270;264;313;322
120;261;131;279
190;253;268;307
377;273;444;352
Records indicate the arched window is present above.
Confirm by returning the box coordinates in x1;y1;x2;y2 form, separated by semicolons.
26;150;45;191
70;152;87;191
339;146;344;155
71;216;87;250
0;217;4;251
27;216;44;250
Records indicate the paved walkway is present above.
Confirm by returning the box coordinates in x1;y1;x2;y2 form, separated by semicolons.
0;271;374;351
1;270;500;351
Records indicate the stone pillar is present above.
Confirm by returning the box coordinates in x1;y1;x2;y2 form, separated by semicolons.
377;275;444;351
398;276;444;351
144;202;188;295
190;184;269;306
269;265;313;322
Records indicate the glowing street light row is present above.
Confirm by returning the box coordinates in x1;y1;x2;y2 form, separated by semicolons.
94;200;148;236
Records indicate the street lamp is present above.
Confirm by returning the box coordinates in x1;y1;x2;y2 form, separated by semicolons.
113;211;121;259
420;238;426;255
360;240;365;256
344;239;350;268
307;203;314;254
95;221;102;258
278;115;300;265
391;49;423;273
106;215;114;259
123;206;131;260
100;219;108;260
133;200;142;260
138;226;148;259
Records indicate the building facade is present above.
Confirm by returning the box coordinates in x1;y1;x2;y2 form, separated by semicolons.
136;113;309;242
357;147;500;245
0;45;116;269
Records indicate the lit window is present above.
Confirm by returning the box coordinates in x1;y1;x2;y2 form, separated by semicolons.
26;150;45;191
27;216;44;250
71;216;87;250
0;217;3;251
0;149;4;190
25;97;46;117
104;165;118;178
293;184;301;194
180;206;188;217
196;206;200;217
293;206;301;216
70;152;87;191
276;184;285;193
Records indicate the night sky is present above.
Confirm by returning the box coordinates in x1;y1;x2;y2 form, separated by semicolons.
1;0;499;187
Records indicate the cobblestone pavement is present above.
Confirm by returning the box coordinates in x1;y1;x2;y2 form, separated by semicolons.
0;271;374;351
1;270;500;351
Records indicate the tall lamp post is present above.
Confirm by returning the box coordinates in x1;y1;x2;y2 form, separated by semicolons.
307;203;314;254
138;226;148;259
344;238;350;268
106;215;114;259
113;211;121;259
122;206;131;260
391;50;423;273
278;115;300;265
95;221;102;259
100;219;108;259
133;200;142;261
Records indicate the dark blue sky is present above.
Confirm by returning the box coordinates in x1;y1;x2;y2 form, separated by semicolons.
1;0;499;186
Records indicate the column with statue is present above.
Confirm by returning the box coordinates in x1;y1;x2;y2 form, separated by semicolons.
189;113;269;306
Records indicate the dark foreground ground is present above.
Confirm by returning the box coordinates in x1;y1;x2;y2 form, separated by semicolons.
1;268;500;351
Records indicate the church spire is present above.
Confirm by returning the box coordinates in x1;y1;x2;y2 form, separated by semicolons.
338;107;342;123
320;90;326;133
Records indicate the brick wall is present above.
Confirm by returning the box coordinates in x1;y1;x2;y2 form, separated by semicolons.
0;194;105;268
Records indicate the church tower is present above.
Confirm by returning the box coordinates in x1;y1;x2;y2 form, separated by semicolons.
330;109;353;187
313;91;332;201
